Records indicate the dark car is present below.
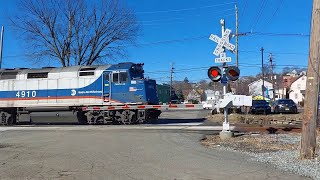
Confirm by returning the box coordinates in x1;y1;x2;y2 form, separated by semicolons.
250;100;271;114
273;99;298;114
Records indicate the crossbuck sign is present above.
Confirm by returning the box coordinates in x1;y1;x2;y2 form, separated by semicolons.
209;28;235;63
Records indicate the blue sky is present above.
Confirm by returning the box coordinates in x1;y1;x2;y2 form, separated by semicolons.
0;0;312;83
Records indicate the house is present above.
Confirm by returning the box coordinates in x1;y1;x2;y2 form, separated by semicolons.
203;90;221;101
248;79;273;99
282;75;298;89
187;89;202;103
289;75;306;105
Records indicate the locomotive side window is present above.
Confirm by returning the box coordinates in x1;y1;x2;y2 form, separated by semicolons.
27;72;48;79
104;73;110;81
112;73;119;83
119;72;128;83
112;72;128;84
0;71;18;80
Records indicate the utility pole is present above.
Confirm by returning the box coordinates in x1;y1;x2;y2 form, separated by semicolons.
169;63;174;103
300;0;319;159
261;47;265;114
269;53;275;101
235;5;239;94
0;26;4;69
235;5;239;68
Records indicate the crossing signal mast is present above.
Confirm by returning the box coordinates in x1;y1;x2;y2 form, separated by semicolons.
208;19;240;139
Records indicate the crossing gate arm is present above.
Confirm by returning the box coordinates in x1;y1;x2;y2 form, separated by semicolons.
82;104;204;111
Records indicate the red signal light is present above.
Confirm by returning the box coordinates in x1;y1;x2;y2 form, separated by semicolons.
208;66;221;82
226;66;240;81
211;69;219;77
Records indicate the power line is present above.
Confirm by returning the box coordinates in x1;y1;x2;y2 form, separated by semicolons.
250;0;268;30
240;0;248;19
2;32;310;59
239;50;308;55
142;13;235;26
250;32;310;37
140;8;235;25
135;2;236;14
145;63;308;74
259;0;285;30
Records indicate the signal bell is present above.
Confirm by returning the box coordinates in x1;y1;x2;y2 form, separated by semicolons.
208;66;221;82
225;66;240;81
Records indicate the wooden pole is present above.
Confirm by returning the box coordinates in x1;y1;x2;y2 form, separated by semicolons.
269;53;275;101
235;5;239;68
300;0;319;159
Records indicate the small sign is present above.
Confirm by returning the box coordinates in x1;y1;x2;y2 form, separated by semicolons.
214;53;232;63
215;57;231;63
221;76;228;84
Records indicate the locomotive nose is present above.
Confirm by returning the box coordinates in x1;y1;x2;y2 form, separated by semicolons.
145;79;159;105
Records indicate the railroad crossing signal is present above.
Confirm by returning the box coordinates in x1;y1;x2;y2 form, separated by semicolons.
225;66;240;81
209;29;235;56
207;66;222;82
207;66;240;82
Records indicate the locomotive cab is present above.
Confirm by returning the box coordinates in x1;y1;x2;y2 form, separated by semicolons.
102;63;159;105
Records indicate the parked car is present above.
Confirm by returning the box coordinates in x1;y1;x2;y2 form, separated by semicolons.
273;99;298;114
250;100;271;114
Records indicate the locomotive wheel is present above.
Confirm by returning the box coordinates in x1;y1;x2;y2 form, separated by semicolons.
1;112;13;126
119;110;136;125
95;116;104;125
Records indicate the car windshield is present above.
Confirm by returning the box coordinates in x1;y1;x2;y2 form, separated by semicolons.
252;100;269;105
278;100;295;104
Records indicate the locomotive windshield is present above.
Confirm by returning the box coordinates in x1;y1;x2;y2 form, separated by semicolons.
130;63;144;80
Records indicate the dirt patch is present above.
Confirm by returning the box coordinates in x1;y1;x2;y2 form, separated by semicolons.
207;113;303;125
202;133;320;153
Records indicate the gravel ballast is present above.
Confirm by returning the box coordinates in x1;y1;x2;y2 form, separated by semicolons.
202;133;320;179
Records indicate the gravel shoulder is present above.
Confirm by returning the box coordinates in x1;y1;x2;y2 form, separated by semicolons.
202;133;320;180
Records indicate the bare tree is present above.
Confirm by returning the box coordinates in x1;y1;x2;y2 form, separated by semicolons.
11;0;139;66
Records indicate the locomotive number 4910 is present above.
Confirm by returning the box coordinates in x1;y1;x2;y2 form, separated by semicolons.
16;91;37;98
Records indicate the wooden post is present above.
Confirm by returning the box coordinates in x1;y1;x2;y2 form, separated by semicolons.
300;0;319;159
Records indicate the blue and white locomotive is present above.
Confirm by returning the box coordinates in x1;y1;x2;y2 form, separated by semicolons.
0;62;161;125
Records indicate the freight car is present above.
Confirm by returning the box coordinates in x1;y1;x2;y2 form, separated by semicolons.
0;62;162;125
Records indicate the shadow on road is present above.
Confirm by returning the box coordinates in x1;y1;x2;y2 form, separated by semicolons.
17;118;207;126
147;118;206;125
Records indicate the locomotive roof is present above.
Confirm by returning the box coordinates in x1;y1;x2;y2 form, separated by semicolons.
0;62;137;74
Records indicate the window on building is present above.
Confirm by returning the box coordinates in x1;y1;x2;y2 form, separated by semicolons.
297;84;301;89
295;93;298;99
27;72;48;79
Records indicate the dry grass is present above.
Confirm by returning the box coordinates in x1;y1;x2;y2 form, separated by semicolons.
202;134;300;153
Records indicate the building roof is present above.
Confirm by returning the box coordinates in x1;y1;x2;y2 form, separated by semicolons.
248;79;272;87
290;74;306;86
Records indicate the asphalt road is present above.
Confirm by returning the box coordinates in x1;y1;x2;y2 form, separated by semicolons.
0;110;309;180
